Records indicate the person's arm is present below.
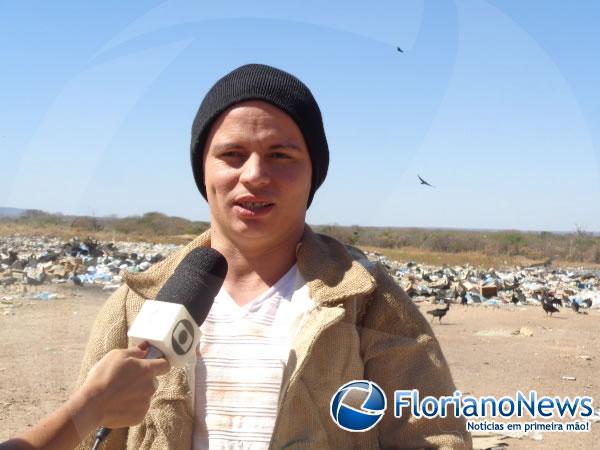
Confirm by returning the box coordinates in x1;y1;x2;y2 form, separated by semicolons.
0;345;170;450
361;264;472;449
73;284;134;450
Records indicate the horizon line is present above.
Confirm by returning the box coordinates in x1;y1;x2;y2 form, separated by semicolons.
1;206;598;235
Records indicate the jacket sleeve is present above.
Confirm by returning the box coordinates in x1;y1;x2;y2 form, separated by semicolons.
360;264;472;450
73;284;131;450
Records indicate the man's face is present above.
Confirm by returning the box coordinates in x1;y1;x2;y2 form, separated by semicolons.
203;100;312;247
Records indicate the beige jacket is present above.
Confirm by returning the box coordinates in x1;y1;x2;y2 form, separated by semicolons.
74;227;471;450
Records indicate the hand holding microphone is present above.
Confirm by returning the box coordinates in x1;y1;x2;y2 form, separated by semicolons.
0;247;227;450
0;344;169;450
77;344;170;429
93;247;227;449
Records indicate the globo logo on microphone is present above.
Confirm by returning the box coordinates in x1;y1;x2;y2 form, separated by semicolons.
128;300;200;367
171;319;195;355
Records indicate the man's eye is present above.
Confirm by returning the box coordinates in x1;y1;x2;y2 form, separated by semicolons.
222;151;243;158
271;152;290;159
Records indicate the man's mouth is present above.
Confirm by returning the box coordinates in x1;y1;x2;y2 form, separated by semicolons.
235;201;274;211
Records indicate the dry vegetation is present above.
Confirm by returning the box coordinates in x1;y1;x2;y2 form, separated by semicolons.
313;224;600;267
358;246;536;268
0;210;209;244
1;210;599;267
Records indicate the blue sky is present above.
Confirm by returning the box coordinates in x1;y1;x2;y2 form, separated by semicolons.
1;0;599;232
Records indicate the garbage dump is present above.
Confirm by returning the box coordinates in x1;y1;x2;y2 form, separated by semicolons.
0;236;180;292
362;251;600;310
2;236;599;312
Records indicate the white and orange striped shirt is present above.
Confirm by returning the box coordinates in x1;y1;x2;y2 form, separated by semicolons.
192;264;314;450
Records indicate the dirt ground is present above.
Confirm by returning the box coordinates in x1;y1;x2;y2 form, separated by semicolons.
1;286;598;449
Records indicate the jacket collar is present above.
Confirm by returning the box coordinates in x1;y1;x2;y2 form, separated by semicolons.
122;225;375;305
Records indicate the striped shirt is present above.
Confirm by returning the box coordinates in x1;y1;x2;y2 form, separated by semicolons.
192;264;314;450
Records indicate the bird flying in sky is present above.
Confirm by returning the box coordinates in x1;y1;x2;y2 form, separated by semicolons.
397;46;403;53
418;175;435;187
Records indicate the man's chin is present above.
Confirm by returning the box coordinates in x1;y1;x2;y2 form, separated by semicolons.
231;221;275;240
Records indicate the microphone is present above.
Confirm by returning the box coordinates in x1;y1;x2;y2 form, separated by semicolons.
127;247;227;367
91;247;227;450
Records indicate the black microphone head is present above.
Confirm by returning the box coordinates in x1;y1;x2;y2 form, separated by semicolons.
155;247;227;326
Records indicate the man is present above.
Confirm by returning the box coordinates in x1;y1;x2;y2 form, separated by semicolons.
75;64;471;449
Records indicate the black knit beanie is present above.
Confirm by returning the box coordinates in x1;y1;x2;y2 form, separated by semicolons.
190;63;329;208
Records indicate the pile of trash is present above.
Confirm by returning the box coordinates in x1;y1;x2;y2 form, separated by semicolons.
2;235;599;311
0;236;181;291
364;251;600;310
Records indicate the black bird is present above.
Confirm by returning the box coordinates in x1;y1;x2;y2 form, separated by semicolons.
542;298;559;317
458;290;468;307
582;299;592;309
397;46;403;53
546;294;562;307
511;291;520;305
572;299;592;314
427;301;450;323
418;175;434;187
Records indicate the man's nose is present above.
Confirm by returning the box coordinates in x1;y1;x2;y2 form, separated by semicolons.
239;153;270;186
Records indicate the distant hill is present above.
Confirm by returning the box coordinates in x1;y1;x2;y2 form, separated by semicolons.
0;209;210;244
0;207;25;218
